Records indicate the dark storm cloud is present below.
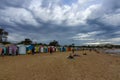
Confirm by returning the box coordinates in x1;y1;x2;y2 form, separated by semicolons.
103;0;120;12
0;0;120;45
86;17;120;44
83;0;120;44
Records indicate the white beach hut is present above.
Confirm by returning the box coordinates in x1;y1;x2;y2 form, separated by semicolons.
40;46;44;53
18;45;26;55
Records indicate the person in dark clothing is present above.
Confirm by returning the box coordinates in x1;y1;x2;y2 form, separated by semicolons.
16;47;19;55
50;47;53;54
32;46;35;55
1;49;4;56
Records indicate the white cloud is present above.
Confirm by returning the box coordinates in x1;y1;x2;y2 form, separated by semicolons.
0;7;40;27
72;31;104;40
84;41;111;45
108;38;120;42
0;0;102;27
27;0;101;26
85;37;120;45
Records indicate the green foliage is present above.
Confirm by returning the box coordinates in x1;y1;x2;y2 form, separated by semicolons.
1;41;11;45
0;28;8;42
49;40;60;46
18;38;32;45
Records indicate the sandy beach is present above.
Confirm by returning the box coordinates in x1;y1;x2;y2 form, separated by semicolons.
0;50;120;80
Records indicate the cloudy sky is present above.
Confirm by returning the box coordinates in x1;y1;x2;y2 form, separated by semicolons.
0;0;120;45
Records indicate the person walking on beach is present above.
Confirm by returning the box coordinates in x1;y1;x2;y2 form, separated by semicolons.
72;48;75;54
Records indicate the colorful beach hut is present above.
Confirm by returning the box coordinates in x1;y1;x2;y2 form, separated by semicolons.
35;45;40;53
17;45;26;55
62;47;66;52
57;47;61;52
0;45;5;55
59;47;62;52
8;44;18;55
40;46;44;53
67;47;72;51
26;45;34;54
44;46;48;53
52;46;55;52
55;47;59;52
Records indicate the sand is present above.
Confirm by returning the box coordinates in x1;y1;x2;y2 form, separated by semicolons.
0;50;120;80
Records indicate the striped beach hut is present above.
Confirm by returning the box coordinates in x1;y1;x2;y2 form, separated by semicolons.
52;46;55;52
8;44;18;55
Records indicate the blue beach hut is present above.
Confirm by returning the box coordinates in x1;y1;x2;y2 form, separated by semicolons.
26;45;34;54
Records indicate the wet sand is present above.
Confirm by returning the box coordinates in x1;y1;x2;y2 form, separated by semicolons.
0;50;120;80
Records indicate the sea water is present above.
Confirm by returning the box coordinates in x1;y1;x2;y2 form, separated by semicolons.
105;49;120;54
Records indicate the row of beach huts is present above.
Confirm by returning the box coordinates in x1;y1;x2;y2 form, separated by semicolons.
0;44;79;56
